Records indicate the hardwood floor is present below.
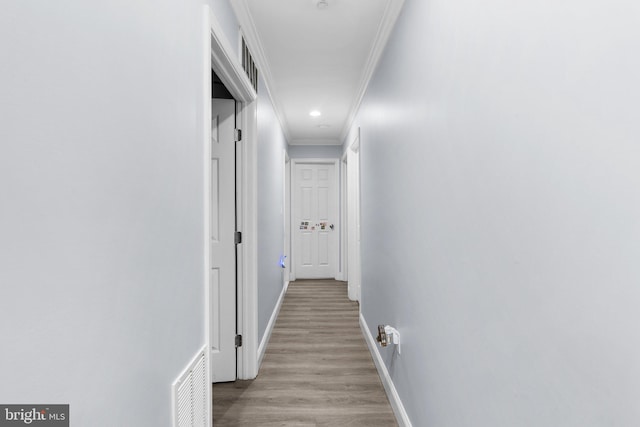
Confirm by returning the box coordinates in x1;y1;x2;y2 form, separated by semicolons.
213;279;398;426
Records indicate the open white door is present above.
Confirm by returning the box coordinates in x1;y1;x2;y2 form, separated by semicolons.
210;98;237;382
292;160;338;279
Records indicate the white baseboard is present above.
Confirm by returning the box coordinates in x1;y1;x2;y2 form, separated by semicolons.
257;280;289;367
360;314;412;427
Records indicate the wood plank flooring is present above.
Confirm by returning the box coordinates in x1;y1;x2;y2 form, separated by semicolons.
213;279;397;426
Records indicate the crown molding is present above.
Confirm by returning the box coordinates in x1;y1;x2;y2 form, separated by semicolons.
230;0;405;146
338;0;405;143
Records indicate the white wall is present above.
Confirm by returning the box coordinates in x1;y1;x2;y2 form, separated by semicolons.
288;144;342;159
0;1;239;425
210;0;241;57
257;77;289;342
349;0;640;425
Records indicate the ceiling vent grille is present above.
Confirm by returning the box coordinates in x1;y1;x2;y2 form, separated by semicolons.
242;37;259;92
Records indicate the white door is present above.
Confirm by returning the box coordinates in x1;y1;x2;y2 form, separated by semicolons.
293;161;338;279
210;98;236;383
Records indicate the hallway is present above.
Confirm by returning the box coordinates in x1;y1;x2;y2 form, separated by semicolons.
213;280;396;426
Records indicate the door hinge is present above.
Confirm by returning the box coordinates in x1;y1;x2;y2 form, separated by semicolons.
235;334;243;347
234;231;242;245
234;129;242;142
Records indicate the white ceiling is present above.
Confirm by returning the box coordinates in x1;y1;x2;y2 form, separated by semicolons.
231;0;404;145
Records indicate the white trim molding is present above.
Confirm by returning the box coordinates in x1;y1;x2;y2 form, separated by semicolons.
346;128;362;302
360;314;413;427
283;151;292;286
237;97;259;381
201;9;213;425
258;280;289;367
338;151;348;282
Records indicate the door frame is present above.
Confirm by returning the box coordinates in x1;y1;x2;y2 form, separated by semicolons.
338;152;348;282
284;151;292;283
203;4;258;396
290;158;340;281
344;130;361;302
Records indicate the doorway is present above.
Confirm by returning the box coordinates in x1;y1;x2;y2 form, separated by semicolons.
209;93;237;382
291;159;339;280
204;5;259;390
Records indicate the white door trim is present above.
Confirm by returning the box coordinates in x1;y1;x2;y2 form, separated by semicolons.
284;151;292;284
209;98;237;382
338;151;348;282
236;95;258;382
347;130;361;302
203;6;258;393
290;158;340;281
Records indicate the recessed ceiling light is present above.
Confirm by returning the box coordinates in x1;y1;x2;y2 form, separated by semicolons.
309;110;321;117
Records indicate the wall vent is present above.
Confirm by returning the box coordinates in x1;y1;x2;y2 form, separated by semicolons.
172;347;207;427
242;37;259;92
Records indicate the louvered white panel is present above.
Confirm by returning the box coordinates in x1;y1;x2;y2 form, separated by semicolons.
173;348;208;427
178;379;192;427
192;355;207;426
